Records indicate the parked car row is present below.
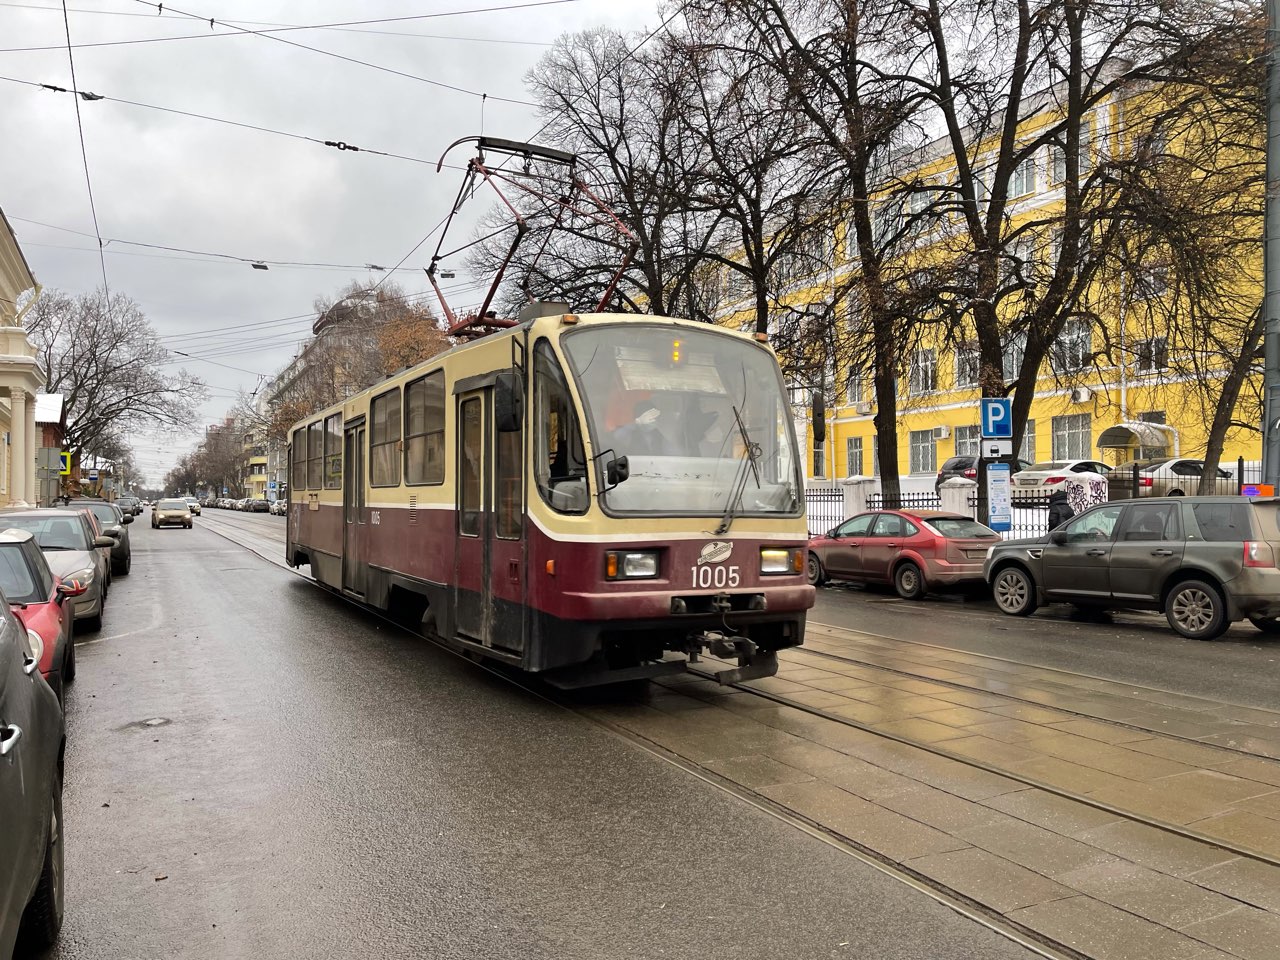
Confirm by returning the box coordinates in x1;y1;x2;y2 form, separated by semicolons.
204;497;275;513
935;456;1239;502
808;495;1280;642
0;496;144;955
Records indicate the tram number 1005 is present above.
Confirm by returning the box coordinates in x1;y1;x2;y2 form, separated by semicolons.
690;565;741;589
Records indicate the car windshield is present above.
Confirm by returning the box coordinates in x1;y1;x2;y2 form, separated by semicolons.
561;324;802;517
67;503;116;527
158;500;188;510
0;544;40;604
925;517;1000;538
0;516;89;551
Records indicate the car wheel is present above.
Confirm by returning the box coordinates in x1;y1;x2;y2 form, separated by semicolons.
1248;615;1280;634
894;561;925;600
806;552;827;587
992;566;1038;616
16;766;64;953
63;636;76;683
1166;579;1227;640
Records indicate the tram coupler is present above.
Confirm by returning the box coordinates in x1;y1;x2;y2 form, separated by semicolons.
690;632;779;685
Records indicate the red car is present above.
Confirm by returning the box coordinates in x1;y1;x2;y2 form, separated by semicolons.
807;510;1001;599
0;529;85;702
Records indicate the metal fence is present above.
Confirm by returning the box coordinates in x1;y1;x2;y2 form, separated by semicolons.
804;487;846;536
969;494;1054;539
868;492;941;511
1107;457;1261;501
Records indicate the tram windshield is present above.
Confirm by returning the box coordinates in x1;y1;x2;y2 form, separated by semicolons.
561;324;802;518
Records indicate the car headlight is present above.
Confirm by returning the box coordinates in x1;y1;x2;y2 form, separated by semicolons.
26;628;44;665
761;547;804;575
71;566;95;584
605;550;659;579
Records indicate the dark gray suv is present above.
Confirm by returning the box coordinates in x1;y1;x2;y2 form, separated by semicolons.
984;497;1280;640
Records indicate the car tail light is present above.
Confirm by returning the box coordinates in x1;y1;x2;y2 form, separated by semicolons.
1244;541;1275;568
1139;476;1154;487
1044;476;1066;485
963;468;977;478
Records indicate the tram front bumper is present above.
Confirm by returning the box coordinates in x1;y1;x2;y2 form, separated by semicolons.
557;583;815;621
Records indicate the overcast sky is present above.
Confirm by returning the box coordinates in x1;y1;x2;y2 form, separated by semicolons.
0;0;658;485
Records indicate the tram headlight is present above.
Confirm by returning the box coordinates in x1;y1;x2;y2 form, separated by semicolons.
605;550;660;580
760;547;803;575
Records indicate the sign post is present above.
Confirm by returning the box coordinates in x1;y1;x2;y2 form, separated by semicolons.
987;462;1012;532
978;398;1015;526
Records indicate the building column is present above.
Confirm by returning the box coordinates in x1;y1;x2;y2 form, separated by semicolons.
9;388;26;505
24;393;36;506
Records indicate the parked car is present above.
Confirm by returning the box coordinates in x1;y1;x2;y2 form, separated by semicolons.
183;497;202;516
807;510;1001;598
115;496;142;516
0;529;84;704
248;499;269;513
1011;460;1113;501
152;499;194;529
59;499;132;576
985;496;1280;640
0;597;66;957
1110;458;1237;498
935;456;1032;493
0;510;111;632
269;499;287;516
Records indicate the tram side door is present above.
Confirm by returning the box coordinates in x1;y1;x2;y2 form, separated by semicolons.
342;421;367;596
454;392;489;642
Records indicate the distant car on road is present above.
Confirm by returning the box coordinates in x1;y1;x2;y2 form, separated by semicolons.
153;499;193;530
807;509;1001;599
0;509;112;632
0;529;84;703
115;496;142;516
59;499;133;576
985;496;1280;640
1010;460;1112;501
183;497;202;516
269;499;287;516
248;499;270;513
0;596;66;957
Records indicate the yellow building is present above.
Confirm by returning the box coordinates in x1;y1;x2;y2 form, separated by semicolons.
718;84;1259;484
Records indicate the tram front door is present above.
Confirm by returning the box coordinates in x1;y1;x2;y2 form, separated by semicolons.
454;388;526;653
342;421;367;596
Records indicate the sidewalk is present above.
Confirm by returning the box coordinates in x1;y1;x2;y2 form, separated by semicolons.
584;635;1280;960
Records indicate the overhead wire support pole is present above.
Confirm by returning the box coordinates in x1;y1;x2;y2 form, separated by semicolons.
1265;0;1280;485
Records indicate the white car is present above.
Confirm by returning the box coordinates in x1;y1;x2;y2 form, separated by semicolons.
1010;459;1112;500
269;499;288;516
183;497;202;516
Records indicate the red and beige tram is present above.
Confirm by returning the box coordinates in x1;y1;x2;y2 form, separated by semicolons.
286;306;813;686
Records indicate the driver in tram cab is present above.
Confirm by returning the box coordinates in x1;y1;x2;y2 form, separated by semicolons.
613;400;665;456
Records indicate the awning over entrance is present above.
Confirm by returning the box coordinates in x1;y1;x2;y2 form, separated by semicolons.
1096;421;1179;453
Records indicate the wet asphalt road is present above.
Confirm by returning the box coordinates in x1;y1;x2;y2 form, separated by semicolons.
813;583;1280;710
48;518;1036;960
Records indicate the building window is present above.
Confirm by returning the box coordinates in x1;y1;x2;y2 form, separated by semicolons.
954;425;981;457
909;348;937;395
1136;337;1168;373
291;427;307;490
1049;144;1066;185
1020;419;1037;463
813;440;826;478
846;437;864;477
323;414;342;490
1134;266;1169;300
909;429;937;474
954;344;980;389
1010;154;1038;197
1051;413;1092;460
1002;332;1027;383
307;422;323;491
370;388;402;487
1052;319;1092;372
405;371;446;485
846;367;864;404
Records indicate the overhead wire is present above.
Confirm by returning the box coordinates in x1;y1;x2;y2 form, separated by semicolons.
125;0;542;106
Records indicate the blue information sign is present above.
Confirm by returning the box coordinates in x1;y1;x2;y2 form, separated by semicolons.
980;398;1013;438
987;462;1012;532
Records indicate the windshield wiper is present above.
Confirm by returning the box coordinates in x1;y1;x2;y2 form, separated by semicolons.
715;405;762;536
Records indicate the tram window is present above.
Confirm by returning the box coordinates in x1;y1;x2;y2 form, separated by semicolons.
533;341;588;514
324;414;342;489
292;428;308;490
307;421;324;490
405;371;445;486
459;397;482;536
496;419;522;539
370;388;402;487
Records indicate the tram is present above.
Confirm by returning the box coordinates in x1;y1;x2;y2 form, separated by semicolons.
285;305;814;686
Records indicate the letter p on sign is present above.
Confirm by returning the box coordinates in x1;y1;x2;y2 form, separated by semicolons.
980;398;1013;438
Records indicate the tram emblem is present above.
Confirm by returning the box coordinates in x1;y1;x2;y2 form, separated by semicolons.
698;541;733;565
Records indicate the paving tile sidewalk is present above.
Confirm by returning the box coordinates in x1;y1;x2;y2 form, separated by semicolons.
584;673;1280;960
802;623;1280;758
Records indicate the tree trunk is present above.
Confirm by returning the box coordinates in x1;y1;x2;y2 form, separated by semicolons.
1199;309;1263;493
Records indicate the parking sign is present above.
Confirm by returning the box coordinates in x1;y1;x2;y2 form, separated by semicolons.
980;398;1013;438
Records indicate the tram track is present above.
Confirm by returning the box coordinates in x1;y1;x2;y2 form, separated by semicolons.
792;633;1280;766
199;514;1278;958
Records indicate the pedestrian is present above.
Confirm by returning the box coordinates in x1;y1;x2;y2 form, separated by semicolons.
1047;489;1075;530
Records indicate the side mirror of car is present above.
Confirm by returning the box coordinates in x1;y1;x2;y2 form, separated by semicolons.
93;535;115;548
122;514;134;525
826;529;841;539
1048;530;1067;546
103;526;122;539
57;579;87;598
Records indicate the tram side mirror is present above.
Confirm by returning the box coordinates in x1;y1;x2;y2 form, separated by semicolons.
606;456;630;487
811;390;826;443
495;371;523;432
